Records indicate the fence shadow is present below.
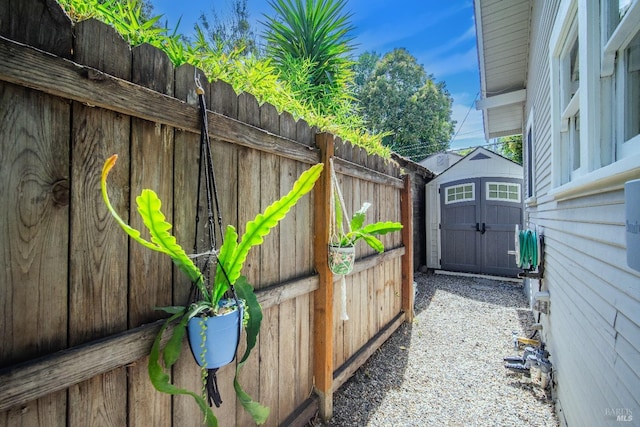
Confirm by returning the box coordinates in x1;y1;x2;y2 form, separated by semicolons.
310;272;437;426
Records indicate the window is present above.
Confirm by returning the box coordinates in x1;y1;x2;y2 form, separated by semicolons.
525;111;535;199
486;182;521;203
559;13;581;184
602;0;640;159
622;32;640;142
549;0;640;194
445;183;474;204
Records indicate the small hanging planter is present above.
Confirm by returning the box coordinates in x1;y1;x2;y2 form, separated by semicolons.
328;244;355;275
187;300;243;369
328;157;403;321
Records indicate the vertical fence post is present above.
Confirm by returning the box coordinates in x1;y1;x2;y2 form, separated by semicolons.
401;174;414;322
313;133;335;420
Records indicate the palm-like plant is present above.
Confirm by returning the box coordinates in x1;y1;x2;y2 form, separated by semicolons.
262;0;356;107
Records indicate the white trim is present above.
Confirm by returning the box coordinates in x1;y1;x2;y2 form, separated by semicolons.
525;108;536;199
550;0;579;57
475;89;527;110
548;152;640;201
550;0;578;188
580;0;602;172
444;183;475;205
486;182;522;203
601;1;640;76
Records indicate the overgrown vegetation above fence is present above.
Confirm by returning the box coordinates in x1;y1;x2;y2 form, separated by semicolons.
55;0;391;158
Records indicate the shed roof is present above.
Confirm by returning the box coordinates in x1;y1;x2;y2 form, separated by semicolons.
434;146;523;183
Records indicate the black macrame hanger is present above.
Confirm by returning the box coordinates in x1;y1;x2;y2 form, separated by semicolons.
193;72;242;408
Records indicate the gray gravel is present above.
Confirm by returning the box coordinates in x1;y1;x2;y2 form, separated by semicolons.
312;272;558;426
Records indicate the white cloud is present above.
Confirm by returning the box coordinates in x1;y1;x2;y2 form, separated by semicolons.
422;47;479;80
353;3;472;55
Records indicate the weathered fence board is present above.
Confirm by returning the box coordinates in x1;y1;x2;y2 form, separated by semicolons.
0;2;419;425
67;20;132;427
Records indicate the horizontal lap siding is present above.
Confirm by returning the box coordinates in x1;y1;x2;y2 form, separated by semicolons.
526;2;640;425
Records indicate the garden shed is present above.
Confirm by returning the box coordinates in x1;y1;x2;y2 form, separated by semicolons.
425;146;523;277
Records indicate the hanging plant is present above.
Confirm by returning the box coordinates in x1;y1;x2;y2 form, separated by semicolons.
101;154;323;427
328;158;403;263
328;157;403;320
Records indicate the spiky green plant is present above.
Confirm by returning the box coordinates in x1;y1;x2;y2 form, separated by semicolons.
262;0;356;113
101;154;323;426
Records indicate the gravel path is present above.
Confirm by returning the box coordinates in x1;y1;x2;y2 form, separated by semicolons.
312;272;558;426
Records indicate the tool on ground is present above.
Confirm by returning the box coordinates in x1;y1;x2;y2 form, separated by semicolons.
503;342;552;389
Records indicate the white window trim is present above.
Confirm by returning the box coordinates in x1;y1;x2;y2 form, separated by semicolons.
601;1;640;77
601;0;640;160
444;183;475;205
486;182;522;203
525;108;536;203
549;0;601;188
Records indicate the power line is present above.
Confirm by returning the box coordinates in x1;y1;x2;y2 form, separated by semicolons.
447;137;520;153
449;91;479;145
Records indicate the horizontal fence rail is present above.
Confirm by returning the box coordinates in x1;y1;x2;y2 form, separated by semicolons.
0;2;422;425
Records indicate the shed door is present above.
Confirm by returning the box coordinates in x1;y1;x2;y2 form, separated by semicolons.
440;178;522;277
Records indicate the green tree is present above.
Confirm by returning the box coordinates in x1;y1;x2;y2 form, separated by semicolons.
262;0;356;115
358;48;455;161
197;0;259;56
498;134;523;164
351;50;380;97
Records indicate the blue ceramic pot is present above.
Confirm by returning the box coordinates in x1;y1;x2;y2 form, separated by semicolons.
187;303;242;369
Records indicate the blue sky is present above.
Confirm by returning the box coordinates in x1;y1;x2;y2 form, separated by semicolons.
150;0;486;151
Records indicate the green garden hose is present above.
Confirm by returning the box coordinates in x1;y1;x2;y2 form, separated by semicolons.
518;229;539;269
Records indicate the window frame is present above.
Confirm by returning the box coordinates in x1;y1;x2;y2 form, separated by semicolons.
444;183;475;205
525;109;536;201
549;0;601;188
547;0;640;201
486;182;521;203
601;0;640;159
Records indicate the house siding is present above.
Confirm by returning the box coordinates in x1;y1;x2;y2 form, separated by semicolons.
525;1;640;426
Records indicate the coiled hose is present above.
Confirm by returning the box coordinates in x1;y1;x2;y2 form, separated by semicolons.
518;229;538;269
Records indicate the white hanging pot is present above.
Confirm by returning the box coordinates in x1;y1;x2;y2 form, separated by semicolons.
328;244;355;275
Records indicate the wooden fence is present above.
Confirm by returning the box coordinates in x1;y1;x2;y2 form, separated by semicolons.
0;1;414;426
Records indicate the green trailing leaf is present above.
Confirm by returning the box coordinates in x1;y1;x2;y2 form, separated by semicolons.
233;276;270;424
148;312;218;427
136;189;204;288
212;225;240;304
234;276;262;365
163;314;188;368
359;221;403;236
360;234;384;253
349;202;370;231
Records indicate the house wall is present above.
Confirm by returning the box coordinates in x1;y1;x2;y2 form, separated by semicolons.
525;1;640;425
